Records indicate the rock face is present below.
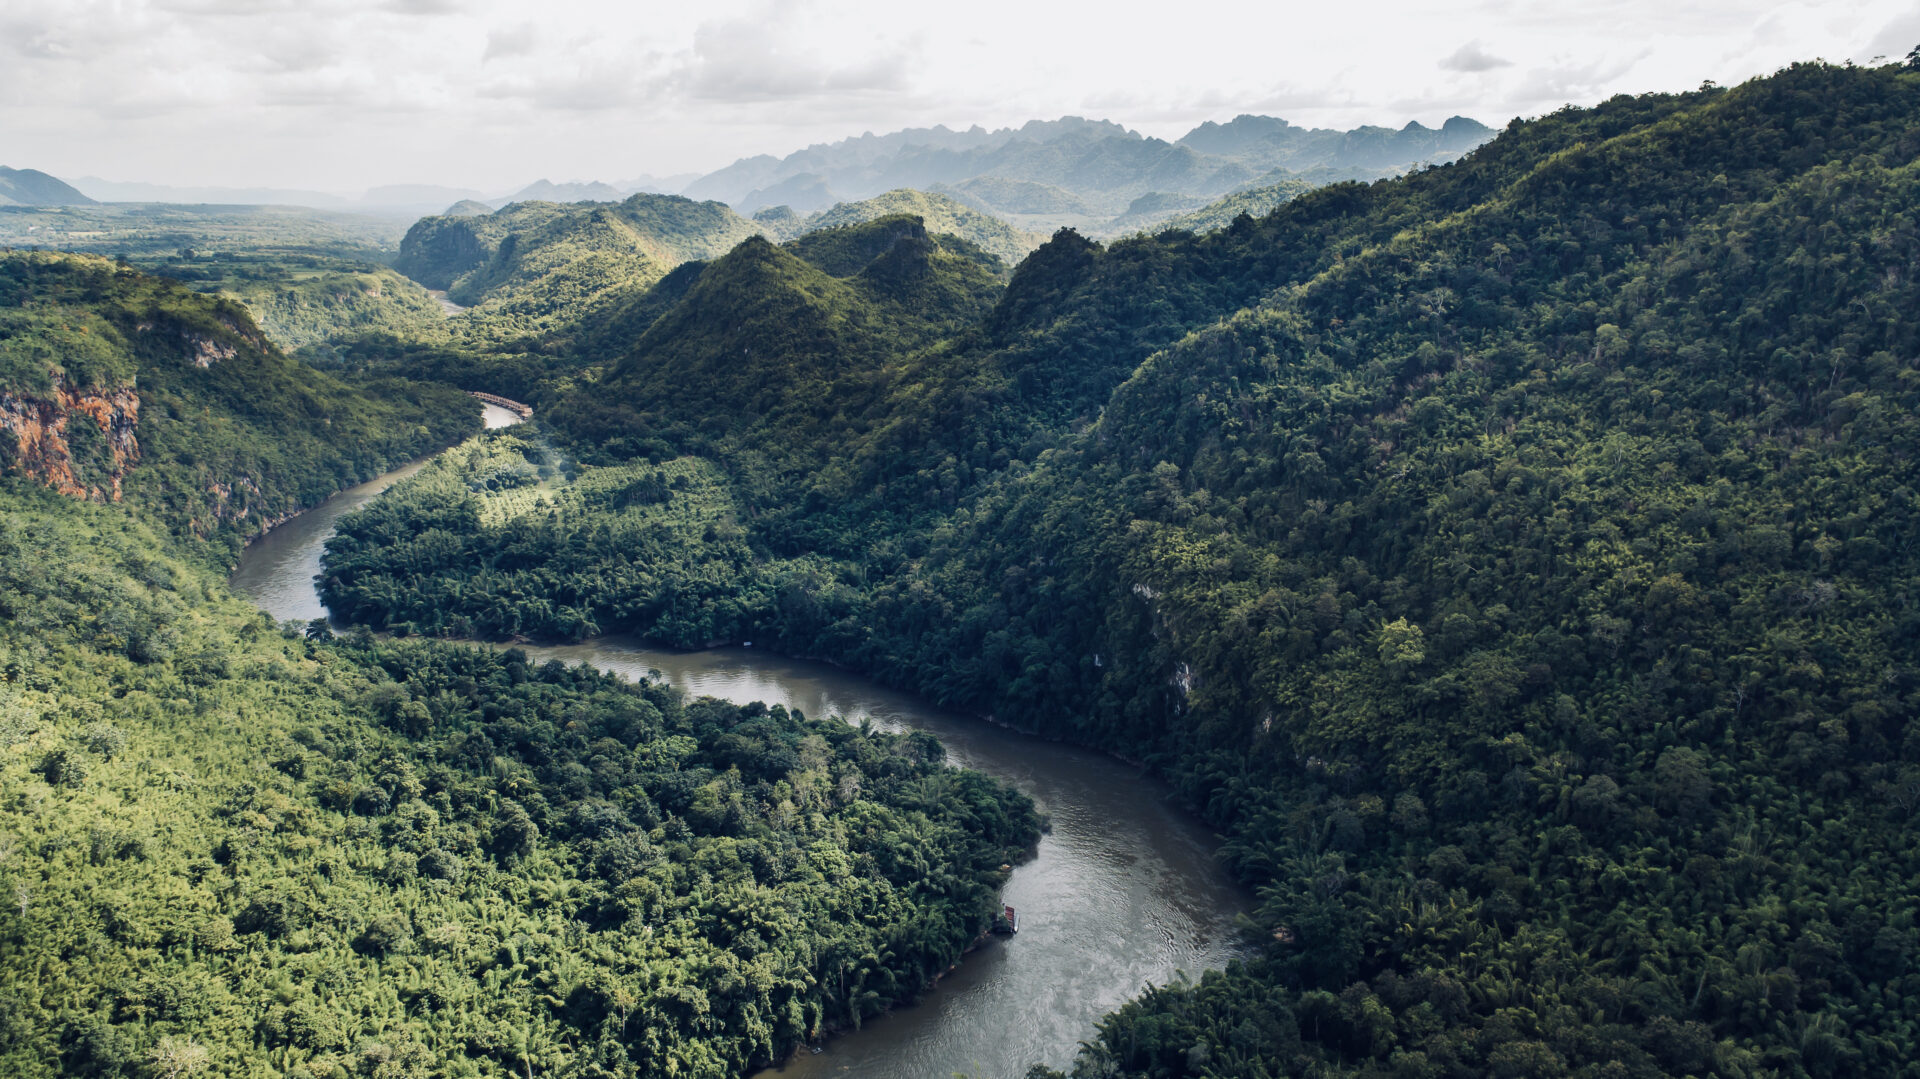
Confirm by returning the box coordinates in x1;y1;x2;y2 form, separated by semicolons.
0;377;141;501
187;334;237;368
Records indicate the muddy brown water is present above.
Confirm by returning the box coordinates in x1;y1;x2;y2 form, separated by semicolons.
229;408;1252;1079
227;402;521;624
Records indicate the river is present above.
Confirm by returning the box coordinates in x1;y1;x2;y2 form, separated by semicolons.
426;288;467;316
227;402;521;624
228;410;1252;1079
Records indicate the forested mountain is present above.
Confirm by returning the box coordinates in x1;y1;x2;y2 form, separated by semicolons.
487;215;1002;495
938;175;1094;216
130;251;454;363
1177;114;1493;171
504;179;627;204
681;114;1494;220
0;167;96;207
799;189;1044;265
0;253;475;551
392;195;762;333
0;256;1039;1079
1123;177;1318;237
327;60;1920;1076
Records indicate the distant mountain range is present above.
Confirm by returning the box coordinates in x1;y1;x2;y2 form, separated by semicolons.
0;167;95;206
57;177;630;215
63;178;480;214
33;111;1492;229
680;114;1495;219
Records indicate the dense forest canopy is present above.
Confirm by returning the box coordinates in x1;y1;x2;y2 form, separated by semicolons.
0;256;1039;1079
324;60;1920;1077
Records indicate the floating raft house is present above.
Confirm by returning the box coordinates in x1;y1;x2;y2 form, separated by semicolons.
992;905;1019;935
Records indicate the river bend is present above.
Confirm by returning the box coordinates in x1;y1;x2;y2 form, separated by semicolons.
228;410;1251;1079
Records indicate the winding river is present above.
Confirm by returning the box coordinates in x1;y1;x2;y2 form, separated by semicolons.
229;409;1252;1079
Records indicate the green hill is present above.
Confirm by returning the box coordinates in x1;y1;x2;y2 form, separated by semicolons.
803;190;1044;268
134;251;453;362
750;204;806;241
393;194;762;333
1119;177;1317;236
0;252;475;552
322;60;1920;1076
0;480;1036;1079
944;176;1092;216
561;217;1001;480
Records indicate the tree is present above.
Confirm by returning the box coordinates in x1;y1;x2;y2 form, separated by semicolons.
148;1036;210;1079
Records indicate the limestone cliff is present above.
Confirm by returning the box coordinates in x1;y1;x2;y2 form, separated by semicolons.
0;376;141;501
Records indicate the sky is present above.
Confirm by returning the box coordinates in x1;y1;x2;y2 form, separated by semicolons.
2;0;1915;197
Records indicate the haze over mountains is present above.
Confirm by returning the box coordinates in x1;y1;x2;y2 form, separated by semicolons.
685;113;1494;216
0;167;95;207
27;112;1492;231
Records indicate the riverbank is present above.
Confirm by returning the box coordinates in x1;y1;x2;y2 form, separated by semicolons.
227;434;1253;1079
228;401;523;622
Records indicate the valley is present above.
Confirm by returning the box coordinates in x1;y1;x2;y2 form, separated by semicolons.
225;430;1250;1077
2;49;1919;1079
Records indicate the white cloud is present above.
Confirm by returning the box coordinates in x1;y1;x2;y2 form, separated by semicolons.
483;23;539;61
1857;9;1920;63
0;0;1911;192
674;13;918;102
385;0;462;14
1440;40;1514;72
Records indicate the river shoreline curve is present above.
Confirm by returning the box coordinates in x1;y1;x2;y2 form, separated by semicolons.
228;407;1253;1079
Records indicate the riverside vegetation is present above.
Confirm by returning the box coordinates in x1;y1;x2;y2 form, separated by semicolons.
0;253;1040;1078
320;60;1920;1078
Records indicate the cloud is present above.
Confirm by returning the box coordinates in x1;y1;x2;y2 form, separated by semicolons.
483;23;538;61
1857;9;1920;64
480;63;654;112
1506;48;1651;108
6;0;1912;195
1440;40;1514;73
156;0;318;14
674;13;917;103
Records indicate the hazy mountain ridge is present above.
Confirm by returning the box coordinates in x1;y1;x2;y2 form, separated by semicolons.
505;179;627;204
1116;177;1320;237
0;167;96;207
1177;113;1493;169
35;112;1490;243
800;189;1043;266
680;113;1495;219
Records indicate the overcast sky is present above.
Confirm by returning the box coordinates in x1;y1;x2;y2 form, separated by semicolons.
3;0;1915;196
